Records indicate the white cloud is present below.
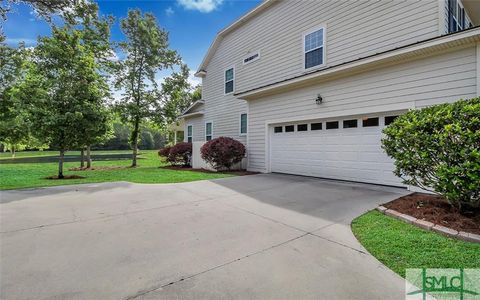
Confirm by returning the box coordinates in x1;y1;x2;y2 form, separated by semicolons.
165;7;175;16
177;0;223;13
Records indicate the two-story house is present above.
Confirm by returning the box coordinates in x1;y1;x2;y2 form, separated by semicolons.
180;0;479;187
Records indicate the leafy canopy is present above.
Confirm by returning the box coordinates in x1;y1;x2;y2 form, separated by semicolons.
382;98;480;209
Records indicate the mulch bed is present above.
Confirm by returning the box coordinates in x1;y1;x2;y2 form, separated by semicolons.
45;175;85;180
69;166;128;171
384;193;480;234
160;166;259;176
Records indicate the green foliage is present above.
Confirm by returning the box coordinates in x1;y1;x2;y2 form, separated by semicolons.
382;98;480;208
200;137;246;170
352;210;480;277
0;43;36;156
0;150;233;190
114;9;180;166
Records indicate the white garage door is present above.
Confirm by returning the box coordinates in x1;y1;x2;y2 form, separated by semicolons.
269;114;403;187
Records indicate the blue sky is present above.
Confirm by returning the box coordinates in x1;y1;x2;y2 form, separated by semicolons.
4;0;261;85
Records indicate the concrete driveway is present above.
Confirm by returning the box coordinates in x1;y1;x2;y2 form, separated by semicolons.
1;174;409;300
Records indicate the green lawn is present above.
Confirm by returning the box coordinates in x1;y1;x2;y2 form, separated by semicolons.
0;150;233;190
351;210;480;278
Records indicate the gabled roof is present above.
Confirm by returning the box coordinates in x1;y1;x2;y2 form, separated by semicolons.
179;100;205;118
194;0;277;77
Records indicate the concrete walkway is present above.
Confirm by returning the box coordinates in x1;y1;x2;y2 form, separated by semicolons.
0;174;409;299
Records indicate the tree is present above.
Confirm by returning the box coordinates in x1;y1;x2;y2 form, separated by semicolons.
382;98;480;210
1;0;75;21
161;64;196;125
62;2;114;168
0;41;36;157
25;25;108;178
114;9;179;167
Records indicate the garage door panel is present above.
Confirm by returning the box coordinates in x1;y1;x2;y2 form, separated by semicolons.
270;116;403;187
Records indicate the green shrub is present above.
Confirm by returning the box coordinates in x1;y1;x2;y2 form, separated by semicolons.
382;98;480;209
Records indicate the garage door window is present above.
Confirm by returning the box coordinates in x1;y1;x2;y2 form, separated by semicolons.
285;125;295;132
297;124;308;131
274;126;283;133
385;115;399;126
326;121;339;129
362;117;379;127
311;123;322;130
343;119;357;128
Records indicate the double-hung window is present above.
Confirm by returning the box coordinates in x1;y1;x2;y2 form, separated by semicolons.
304;27;325;69
240;113;247;135
448;0;473;33
205;122;213;141
225;67;234;94
187;125;193;143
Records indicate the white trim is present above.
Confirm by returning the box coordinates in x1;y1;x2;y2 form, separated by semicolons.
243;51;261;65
205;121;213;141
186;124;193;143
238;28;480;99
224;66;235;95
181;99;205;116
239;112;248;136
302;24;327;71
477;42;480;96
180;111;204;119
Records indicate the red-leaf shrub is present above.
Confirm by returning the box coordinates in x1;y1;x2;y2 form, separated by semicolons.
167;142;192;166
201;137;245;170
158;146;171;158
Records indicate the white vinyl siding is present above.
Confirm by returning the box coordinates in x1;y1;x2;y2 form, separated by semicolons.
246;46;477;172
184;116;204;143
204;0;440;94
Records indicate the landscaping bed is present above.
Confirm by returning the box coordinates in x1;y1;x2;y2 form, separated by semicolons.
383;193;480;235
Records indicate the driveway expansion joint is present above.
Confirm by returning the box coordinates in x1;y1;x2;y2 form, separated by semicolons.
124;233;310;300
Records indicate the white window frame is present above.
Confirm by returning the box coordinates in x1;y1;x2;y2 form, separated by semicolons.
205;121;213;141
302;25;326;71
187;124;193;143
242;51;261;65
224;66;235;95
239;113;248;136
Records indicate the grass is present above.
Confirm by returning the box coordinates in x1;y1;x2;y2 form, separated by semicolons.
351;210;480;278
0;150;233;190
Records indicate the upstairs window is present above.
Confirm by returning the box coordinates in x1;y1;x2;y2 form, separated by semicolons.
304;27;325;69
448;0;473;33
205;122;212;141
225;67;234;94
240;113;247;135
187;125;193;143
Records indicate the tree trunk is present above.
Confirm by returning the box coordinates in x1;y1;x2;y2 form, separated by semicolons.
131;117;140;167
80;148;85;168
58;150;65;179
86;145;92;168
11;145;15;158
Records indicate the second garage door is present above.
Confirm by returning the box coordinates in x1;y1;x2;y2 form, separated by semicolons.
269;114;403;187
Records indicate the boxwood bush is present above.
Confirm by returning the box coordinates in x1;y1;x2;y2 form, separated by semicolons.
158;142;191;167
200;137;245;170
382;98;480;210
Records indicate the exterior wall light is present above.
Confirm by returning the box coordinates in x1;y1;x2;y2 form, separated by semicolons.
316;94;323;105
